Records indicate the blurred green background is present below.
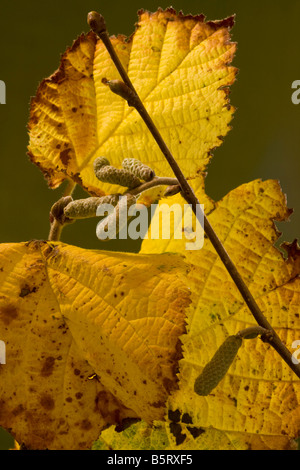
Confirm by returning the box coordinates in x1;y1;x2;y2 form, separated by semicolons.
0;0;299;449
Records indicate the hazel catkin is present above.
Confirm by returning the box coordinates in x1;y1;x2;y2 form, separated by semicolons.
93;156;110;174
64;194;120;219
122;158;155;182
194;335;242;396
94;165;141;189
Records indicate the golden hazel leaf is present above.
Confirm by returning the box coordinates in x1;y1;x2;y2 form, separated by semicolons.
93;419;242;450
28;8;236;196
0;241;191;449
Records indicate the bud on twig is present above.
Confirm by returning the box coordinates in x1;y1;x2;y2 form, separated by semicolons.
87;11;107;36
237;326;272;340
163;184;181;197
102;78;139;107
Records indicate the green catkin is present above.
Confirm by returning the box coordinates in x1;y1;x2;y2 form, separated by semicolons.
122;158;155;182
64;194;120;219
95;165;141;189
194;335;242;396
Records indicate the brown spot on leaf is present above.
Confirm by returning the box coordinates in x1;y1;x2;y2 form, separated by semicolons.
163;377;174;393
41;357;55;377
181;412;193;424
150;400;164;409
94;391;110;413
75;392;83;400
187;426;205;439
0;399;6;420
59;148;71;166
169;422;186;446
19;284;37;298
40;394;55;410
101;265;112;276
93;391;126;425
12;404;25;416
115;418;141;433
0;304;18;326
80;419;92;430
168;409;181;423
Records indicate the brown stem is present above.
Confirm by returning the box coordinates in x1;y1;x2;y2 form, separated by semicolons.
128;176;179;197
48;221;63;242
88;11;300;379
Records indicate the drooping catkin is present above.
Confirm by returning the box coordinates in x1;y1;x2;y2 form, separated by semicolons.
96;194;137;240
93;156;110;173
64;194;120;219
50;196;74;225
94;165;141;189
122;158;155;182
194;335;242;396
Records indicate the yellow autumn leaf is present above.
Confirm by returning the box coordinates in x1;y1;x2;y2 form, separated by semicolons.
28;8;236;196
94;419;247;450
0;241;191;449
93;419;208;450
140;178;300;450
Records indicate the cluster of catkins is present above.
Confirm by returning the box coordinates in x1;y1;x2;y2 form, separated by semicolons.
63;157;155;238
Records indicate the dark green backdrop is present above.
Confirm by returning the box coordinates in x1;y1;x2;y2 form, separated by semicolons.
0;0;299;449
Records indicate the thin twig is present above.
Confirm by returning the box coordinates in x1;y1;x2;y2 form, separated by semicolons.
48;219;63;242
88;11;300;379
128;176;179;196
